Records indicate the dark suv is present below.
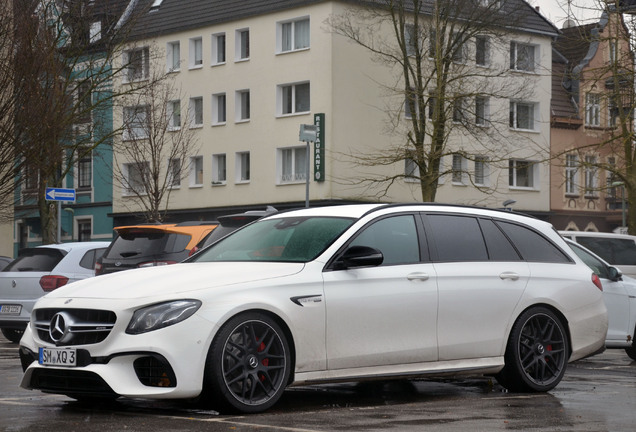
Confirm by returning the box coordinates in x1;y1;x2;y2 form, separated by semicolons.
96;222;217;275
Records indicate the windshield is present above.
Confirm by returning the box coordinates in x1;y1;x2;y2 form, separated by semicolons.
190;216;355;263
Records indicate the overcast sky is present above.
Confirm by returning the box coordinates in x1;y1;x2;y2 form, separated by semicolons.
528;0;603;28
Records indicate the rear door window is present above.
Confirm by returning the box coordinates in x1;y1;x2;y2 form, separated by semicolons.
576;237;636;266
427;214;488;262
2;248;66;272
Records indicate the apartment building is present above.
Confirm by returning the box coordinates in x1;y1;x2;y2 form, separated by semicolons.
111;0;558;225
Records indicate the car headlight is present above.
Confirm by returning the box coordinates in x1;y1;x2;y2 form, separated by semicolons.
126;300;202;335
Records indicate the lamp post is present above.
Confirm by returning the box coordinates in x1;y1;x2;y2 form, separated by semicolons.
611;181;627;229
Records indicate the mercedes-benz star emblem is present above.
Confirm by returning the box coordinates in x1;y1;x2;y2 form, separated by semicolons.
49;312;73;344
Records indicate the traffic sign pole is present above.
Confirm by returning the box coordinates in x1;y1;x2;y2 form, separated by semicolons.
45;187;75;243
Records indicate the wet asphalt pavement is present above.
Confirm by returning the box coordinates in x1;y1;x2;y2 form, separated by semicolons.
1;333;634;431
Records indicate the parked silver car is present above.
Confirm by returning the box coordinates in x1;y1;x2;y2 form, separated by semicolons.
0;242;109;343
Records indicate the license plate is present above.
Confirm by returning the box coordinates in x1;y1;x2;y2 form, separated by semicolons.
0;304;21;315
39;347;77;367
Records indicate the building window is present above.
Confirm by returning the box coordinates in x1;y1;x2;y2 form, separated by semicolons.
77;219;92;242
404;87;419;119
585;155;598;197
190;97;203;127
190;156;203;187
451;32;465;63
167;41;180;72
452;154;467;184
427;94;438;120
236;151;250;182
405;23;417;56
475;36;489;66
236;28;250;61
236;90;250;122
23;162;39;191
212;32;226;65
124;47;149;82
123;162;148;195
510;42;536;72
168;158;181;188
428;29;437;58
168;100;181;130
212;93;226;124
278;17;310;53
565;154;578;195
279;82;310;115
76;81;92;123
123;105;149;140
405;158;420;182
77;149;92;190
509;159;536;188
278;147;308;183
452;97;466;123
475;96;489;126
585;93;601;127
474;156;488;186
509;101;536;131
212;154;226;184
190;37;203;68
89;21;101;43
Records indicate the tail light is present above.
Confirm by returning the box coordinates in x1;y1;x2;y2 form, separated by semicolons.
138;261;177;268
40;275;70;292
95;261;103;275
592;273;603;291
188;246;199;257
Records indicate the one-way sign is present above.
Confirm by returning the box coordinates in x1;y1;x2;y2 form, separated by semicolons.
45;187;76;202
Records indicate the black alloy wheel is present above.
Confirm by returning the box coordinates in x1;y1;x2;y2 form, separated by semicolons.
202;312;290;413
497;307;569;392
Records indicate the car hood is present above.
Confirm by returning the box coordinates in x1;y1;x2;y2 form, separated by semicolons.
45;262;305;300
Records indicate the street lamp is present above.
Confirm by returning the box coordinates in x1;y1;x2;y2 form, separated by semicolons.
611;181;627;229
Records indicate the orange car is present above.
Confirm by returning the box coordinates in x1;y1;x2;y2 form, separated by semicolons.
96;222;217;275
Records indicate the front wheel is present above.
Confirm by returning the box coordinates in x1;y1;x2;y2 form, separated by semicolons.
201;312;291;414
496;307;569;392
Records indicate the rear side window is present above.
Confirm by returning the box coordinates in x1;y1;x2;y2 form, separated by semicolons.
2;248;66;272
576;237;636;266
427;215;488;261
79;248;107;270
479;219;522;261
106;231;190;259
497;221;571;263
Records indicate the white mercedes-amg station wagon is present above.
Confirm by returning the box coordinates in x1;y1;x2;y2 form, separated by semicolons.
19;204;608;413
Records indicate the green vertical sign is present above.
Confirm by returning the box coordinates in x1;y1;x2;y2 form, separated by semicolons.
314;113;325;182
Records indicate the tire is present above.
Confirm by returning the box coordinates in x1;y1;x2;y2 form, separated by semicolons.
496;307;569;392
201;312;291;414
1;328;24;344
625;343;636;361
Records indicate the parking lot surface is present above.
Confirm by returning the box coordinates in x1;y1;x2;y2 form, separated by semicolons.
1;334;634;431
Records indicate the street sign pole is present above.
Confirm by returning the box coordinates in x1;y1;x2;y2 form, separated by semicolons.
299;125;317;208
45;187;76;243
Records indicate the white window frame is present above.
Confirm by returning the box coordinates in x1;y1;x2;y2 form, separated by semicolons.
278;81;310;116
124;47;150;82
585;155;598;197
451;154;468;184
89;21;101;43
585;93;601;127
123;105;149;140
211;32;226;65
277;17;310;53
168;157;181;188
189;155;203;187
212;153;227;185
167;100;181;130
277;146;308;184
510;41;537;72
475;96;489;126
509;100;537;131
167;41;180;72
76;148;93;191
235;89;250;122
122;161;149;196
474;156;489;186
190;37;203;68
405;23;417;57
565;154;578;195
475;35;489;67
235;28;250;61
236;151;250;183
212;93;226;125
452;97;466;123
75;217;93;242
189;96;203;127
509;159;538;189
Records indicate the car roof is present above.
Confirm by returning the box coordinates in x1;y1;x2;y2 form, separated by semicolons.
34;242;111;252
558;230;636;240
114;222;217;235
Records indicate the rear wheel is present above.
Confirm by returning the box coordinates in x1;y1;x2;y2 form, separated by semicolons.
625;340;636;361
201;312;291;413
496;307;569;392
1;328;24;344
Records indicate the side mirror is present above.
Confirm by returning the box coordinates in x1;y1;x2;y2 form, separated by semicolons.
607;266;623;282
334;245;383;270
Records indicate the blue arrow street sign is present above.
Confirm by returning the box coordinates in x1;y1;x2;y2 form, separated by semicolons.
45;187;76;202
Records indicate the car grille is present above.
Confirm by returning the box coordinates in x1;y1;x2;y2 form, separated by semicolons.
30;368;118;397
34;308;117;346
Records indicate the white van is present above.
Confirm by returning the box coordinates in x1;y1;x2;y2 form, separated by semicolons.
559;231;636;278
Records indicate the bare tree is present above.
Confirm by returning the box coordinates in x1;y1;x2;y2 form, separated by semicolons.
327;0;546;202
113;63;200;223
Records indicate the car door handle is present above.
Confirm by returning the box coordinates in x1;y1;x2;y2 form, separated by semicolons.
499;272;520;281
407;272;429;281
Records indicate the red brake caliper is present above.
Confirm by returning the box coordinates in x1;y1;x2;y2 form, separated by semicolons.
258;341;268;381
